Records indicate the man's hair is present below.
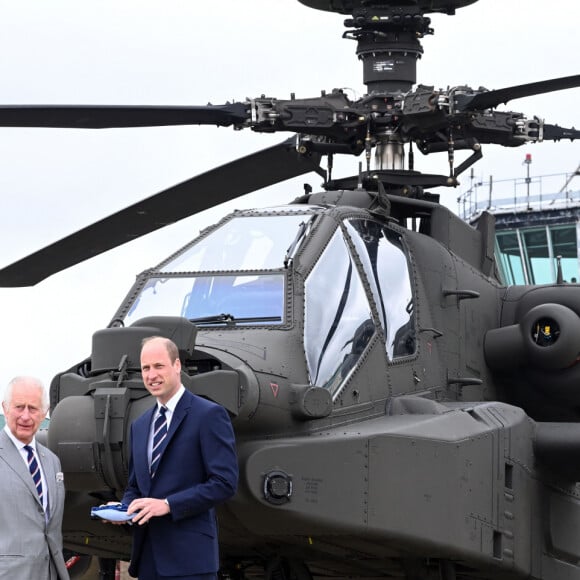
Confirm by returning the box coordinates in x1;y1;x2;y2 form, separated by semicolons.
141;336;180;363
3;376;50;412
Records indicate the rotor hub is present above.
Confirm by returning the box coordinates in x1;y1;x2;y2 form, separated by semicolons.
297;0;479;16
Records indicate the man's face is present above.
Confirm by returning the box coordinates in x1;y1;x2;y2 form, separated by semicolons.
140;339;182;405
2;381;47;444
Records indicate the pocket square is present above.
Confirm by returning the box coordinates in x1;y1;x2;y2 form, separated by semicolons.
56;472;64;483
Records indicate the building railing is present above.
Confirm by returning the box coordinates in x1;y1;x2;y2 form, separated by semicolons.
457;169;580;221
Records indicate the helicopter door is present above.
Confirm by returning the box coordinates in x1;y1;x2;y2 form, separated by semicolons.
304;228;379;398
343;220;416;359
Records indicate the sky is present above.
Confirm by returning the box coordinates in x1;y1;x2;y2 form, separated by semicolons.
0;0;577;403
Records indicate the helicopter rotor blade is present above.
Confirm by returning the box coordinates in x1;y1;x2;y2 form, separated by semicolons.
0;103;249;128
542;124;580;142
0;137;322;287
457;74;580;111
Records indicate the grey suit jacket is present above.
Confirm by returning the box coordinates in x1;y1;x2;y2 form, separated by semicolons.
0;429;70;580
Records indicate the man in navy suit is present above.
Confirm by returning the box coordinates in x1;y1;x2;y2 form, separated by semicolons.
123;336;238;580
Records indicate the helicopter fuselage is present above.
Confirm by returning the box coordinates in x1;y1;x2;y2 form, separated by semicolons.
44;191;580;579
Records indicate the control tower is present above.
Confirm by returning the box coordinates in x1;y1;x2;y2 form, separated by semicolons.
458;158;580;285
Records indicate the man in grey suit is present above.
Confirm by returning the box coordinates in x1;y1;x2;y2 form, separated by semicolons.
0;376;70;580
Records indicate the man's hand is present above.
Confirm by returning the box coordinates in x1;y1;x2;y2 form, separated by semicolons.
127;497;170;525
100;501;125;526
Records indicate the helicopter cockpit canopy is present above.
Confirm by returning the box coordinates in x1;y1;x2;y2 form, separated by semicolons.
123;209;317;327
117;205;416;394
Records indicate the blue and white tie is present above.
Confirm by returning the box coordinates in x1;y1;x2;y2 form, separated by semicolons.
150;406;168;476
24;445;43;502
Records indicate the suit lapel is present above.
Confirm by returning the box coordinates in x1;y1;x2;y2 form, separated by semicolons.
134;406;156;489
0;430;42;504
165;390;193;445
149;390;193;480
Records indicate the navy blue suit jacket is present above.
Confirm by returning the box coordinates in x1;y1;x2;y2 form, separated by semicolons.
123;389;238;577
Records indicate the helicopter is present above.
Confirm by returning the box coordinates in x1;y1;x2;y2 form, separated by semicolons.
0;0;580;579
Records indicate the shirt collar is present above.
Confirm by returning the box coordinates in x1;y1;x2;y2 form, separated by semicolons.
3;424;37;452
157;385;185;415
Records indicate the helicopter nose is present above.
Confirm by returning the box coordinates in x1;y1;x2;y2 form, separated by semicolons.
47;360;259;493
45;315;260;492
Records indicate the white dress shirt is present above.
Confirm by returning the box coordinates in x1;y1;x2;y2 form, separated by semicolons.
146;385;185;467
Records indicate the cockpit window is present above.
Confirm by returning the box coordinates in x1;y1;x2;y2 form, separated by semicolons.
344;219;415;359
124;274;285;326
160;214;311;273
304;229;375;394
121;213;316;327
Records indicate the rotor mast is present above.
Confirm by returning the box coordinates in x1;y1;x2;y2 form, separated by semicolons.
344;7;429;94
346;5;431;171
298;0;479;172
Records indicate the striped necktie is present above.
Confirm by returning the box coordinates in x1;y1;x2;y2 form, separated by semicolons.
24;445;43;502
150;406;168;476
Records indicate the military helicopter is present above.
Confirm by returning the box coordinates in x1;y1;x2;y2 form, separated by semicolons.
0;0;580;579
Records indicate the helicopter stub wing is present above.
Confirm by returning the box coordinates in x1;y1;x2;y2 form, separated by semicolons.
0;137;322;287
